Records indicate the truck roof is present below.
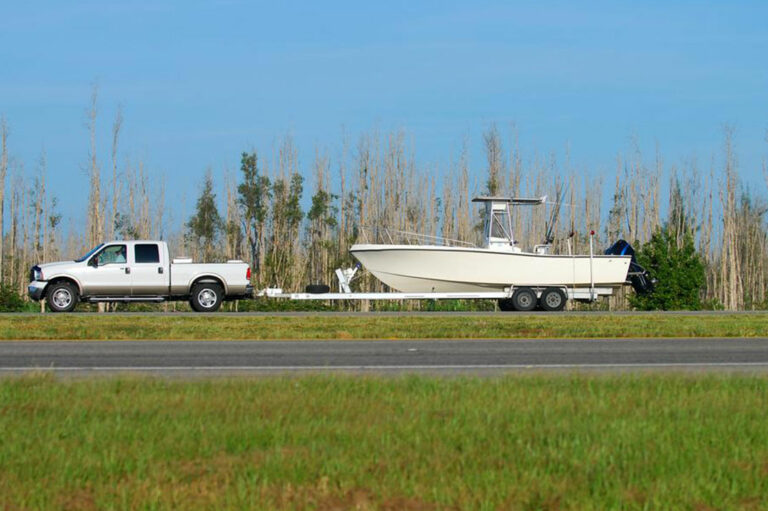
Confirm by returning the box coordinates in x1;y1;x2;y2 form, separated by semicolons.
102;240;165;245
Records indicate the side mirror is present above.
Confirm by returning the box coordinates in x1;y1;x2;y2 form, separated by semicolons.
89;258;99;268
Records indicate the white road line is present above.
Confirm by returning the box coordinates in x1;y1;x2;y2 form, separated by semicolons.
3;362;768;371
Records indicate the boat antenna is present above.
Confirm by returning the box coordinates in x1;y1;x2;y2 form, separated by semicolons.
544;179;566;244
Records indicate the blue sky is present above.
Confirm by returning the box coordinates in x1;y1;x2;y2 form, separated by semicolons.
1;1;766;225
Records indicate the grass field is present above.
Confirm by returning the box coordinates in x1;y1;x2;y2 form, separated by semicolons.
0;313;767;340
2;374;768;510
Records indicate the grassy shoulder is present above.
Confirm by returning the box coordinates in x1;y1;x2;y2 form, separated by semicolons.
2;374;768;510
0;313;767;340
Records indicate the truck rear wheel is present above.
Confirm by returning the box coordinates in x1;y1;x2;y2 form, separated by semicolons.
190;283;223;312
46;282;79;313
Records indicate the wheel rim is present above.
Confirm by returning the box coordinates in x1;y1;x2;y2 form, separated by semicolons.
545;292;562;308
52;289;72;309
197;288;218;308
518;293;533;308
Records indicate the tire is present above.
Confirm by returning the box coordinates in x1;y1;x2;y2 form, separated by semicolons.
306;284;330;294
511;287;537;312
498;298;515;311
190;283;224;312
46;282;79;313
539;287;567;312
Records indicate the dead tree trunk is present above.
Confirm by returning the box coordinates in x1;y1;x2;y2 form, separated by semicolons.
0;118;8;285
86;85;104;248
109;108;123;239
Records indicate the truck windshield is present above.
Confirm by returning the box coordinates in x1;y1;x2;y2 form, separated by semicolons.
75;243;105;263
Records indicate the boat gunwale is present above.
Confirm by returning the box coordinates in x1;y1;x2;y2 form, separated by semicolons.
366;268;628;290
349;244;633;260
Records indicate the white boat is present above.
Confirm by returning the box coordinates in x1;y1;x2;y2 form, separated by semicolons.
350;196;633;294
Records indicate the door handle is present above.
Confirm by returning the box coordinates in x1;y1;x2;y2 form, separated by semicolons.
158;267;164;274
124;267;131;274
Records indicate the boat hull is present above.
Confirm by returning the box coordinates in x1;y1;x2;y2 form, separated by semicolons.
350;244;632;293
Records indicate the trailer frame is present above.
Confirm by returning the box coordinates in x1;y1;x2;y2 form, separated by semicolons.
259;287;615;301
258;265;616;303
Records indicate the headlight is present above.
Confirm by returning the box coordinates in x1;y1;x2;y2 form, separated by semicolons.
30;266;43;281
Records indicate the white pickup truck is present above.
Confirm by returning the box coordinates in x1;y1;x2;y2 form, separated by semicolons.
28;240;252;312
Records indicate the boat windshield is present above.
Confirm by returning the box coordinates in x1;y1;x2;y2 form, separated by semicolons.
75;243;105;263
490;210;512;240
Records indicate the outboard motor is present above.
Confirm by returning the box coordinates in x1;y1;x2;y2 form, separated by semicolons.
604;240;656;294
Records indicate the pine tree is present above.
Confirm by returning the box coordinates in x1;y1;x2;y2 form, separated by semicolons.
186;171;223;261
269;172;304;288
630;216;705;310
237;151;270;281
307;150;338;284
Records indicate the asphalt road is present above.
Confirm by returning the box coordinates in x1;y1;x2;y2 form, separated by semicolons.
2;338;768;375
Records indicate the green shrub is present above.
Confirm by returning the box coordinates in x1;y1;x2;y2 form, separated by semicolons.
0;285;29;312
630;225;706;310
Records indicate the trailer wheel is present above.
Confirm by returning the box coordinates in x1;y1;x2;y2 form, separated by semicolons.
511;288;537;312
190;283;223;312
498;298;515;311
539;287;567;312
46;281;79;313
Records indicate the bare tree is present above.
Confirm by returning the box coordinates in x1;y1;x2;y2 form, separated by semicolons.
85;85;104;248
7;103;768;312
441;170;456;241
720;127;741;310
455;144;473;244
108;107;123;239
0;117;7;285
33;150;46;262
483;124;504;196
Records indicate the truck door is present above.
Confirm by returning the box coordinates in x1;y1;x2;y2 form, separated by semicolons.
130;243;167;296
83;244;131;296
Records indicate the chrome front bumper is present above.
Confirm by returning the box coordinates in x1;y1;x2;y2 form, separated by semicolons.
28;281;47;301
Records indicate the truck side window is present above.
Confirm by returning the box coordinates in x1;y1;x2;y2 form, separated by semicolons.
96;245;127;265
135;244;160;264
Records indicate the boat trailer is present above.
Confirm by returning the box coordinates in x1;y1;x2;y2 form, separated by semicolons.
258;265;617;304
258;234;653;310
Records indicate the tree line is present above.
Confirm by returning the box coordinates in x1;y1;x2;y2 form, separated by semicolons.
1;92;767;310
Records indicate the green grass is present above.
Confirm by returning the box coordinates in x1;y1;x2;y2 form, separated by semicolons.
0;313;767;340
2;374;768;509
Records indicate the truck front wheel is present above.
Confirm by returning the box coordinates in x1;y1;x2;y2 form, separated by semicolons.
190;283;223;312
46;282;79;313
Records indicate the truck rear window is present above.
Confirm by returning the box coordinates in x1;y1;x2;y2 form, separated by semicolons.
135;244;160;264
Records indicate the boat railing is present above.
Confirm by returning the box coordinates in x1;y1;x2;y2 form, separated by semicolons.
357;226;476;248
